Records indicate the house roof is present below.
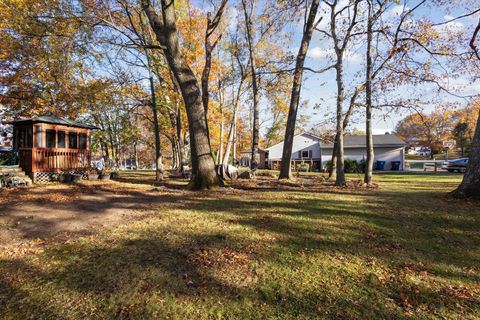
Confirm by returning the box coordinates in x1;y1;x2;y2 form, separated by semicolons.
265;132;323;151
4;114;97;129
322;134;407;148
240;148;267;154
262;132;407;153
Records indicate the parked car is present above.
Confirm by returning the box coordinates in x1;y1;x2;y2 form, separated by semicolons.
407;146;431;157
442;158;469;173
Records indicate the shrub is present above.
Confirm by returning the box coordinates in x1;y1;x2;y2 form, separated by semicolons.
0;152;18;166
344;159;359;173
358;159;366;173
326;158;364;173
297;162;310;172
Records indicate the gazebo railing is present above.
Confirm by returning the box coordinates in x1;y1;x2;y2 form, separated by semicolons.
20;148;90;173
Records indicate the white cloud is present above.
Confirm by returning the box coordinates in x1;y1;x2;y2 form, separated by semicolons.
307;47;362;63
308;47;329;59
433;21;464;33
447;21;464;31
444;14;454;21
344;50;362;63
444;77;479;96
383;5;409;20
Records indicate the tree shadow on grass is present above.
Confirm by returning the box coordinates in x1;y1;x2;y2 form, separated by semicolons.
1;229;360;319
184;191;480;283
0;232;243;318
0;277;66;319
2;226;461;320
1;208;478;319
0;177;479;318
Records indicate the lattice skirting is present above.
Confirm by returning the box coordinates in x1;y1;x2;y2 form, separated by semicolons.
32;170;88;184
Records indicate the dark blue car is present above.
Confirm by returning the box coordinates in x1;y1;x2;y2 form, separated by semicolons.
442;158;469;173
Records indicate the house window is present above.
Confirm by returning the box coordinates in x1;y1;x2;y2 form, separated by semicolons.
68;132;78;149
35;126;43;148
302;151;309;158
57;131;66;148
79;133;87;149
46;130;56;148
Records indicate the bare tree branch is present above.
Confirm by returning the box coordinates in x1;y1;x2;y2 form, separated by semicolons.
471;17;480;61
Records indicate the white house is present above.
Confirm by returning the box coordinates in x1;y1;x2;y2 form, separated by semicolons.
266;132;407;172
267;132;323;171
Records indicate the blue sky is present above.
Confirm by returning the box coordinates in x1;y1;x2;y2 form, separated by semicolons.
197;0;480;135
295;1;480;133
103;0;479;136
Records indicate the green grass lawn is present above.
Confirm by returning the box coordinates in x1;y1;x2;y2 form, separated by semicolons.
1;173;479;319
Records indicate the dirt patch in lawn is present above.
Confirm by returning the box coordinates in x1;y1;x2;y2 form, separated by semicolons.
0;180;193;249
0;173;373;253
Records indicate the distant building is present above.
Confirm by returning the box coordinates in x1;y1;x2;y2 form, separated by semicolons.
239;149;268;169
266;132;407;172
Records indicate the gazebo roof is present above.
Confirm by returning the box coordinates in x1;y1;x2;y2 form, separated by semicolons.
5;114;97;129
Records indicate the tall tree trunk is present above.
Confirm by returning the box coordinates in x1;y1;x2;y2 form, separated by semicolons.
453;18;480;198
107;126;117;169
222;75;244;166
168;136;178;170
176;106;187;172
328;133;339;180
142;0;221;189
134;141;139;170
115;148;120;169
327;0;359;186
364;0;374;185
334;60;346;186
233;117;237;163
149;73;164;181
223;101;239;166
217;106;224;165
99;138;105;160
202;45;214;119
103;141;110;166
168;75;187;174
167;110;179;170
453;19;480;199
100;138;109;164
241;0;260;171
279;0;320;179
328;71;359;181
453;111;480;199
145;51;164;180
201;0;228;117
201;0;228;144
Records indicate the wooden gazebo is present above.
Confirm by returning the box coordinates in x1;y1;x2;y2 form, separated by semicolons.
6;115;96;183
